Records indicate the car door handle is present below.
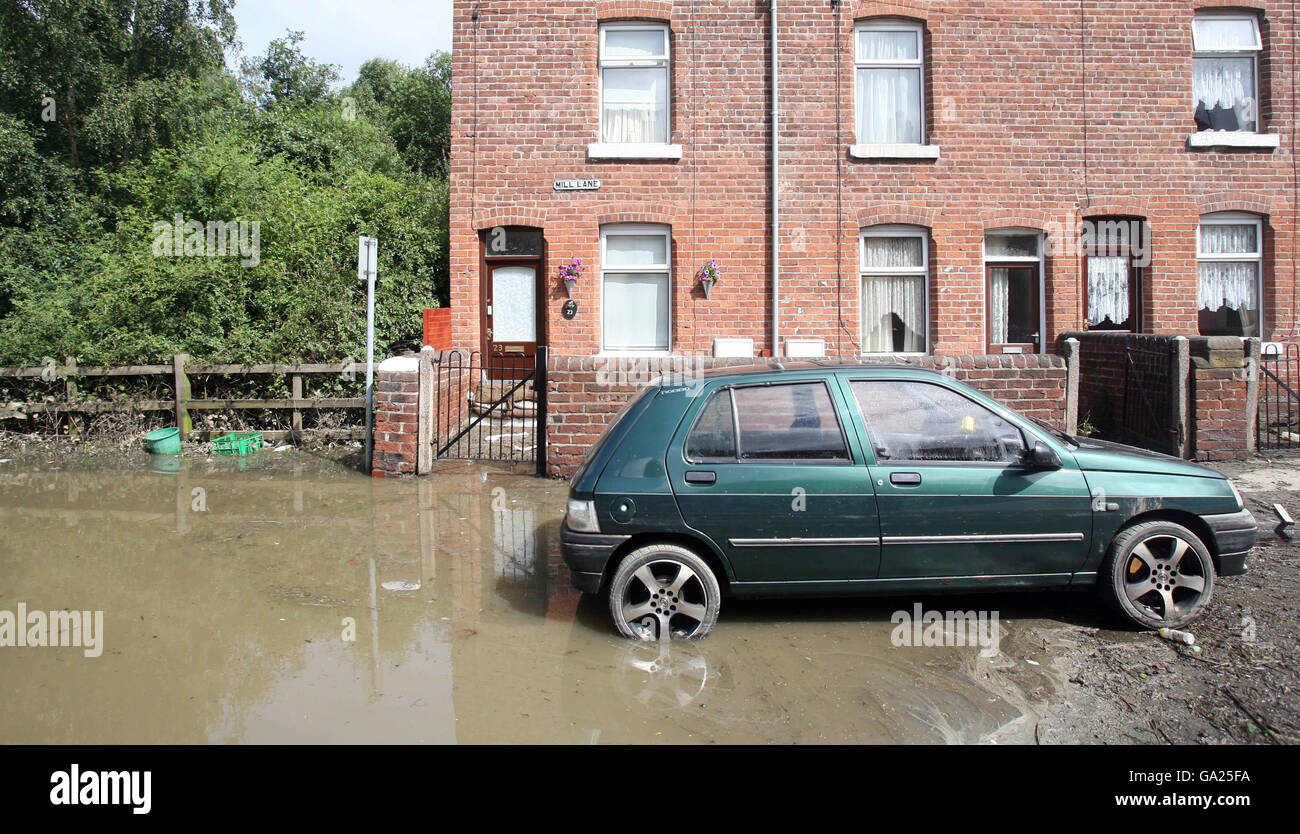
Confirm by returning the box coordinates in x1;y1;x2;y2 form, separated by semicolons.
685;471;717;485
890;472;922;486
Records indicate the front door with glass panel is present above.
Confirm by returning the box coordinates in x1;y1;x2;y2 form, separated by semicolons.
483;260;538;379
986;265;1040;354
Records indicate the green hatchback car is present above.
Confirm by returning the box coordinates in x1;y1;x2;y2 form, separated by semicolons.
561;363;1257;640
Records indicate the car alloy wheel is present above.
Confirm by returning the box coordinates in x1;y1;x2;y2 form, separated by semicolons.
608;544;720;641
1103;521;1215;630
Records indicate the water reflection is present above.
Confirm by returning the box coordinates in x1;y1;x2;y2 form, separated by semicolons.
0;455;1055;744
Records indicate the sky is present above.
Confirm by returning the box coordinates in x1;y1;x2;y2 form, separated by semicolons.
229;0;454;84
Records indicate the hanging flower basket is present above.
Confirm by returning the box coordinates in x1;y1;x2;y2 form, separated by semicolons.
559;258;582;297
697;259;720;299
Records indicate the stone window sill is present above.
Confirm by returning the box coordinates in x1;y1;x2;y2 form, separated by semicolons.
849;144;941;160
587;143;683;161
1187;131;1280;150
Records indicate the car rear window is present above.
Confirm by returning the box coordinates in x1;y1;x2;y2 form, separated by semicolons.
685;381;850;463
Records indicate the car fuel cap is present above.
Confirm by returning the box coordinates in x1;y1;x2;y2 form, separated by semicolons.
610;497;636;524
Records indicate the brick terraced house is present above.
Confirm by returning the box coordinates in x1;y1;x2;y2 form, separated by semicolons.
449;0;1297;365
360;0;1300;477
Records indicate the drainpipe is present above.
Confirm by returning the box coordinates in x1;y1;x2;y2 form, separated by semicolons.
771;0;781;357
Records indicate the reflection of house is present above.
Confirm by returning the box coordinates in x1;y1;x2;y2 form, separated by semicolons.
448;2;1296;362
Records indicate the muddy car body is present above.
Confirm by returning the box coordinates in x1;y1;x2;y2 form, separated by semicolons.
561;363;1257;640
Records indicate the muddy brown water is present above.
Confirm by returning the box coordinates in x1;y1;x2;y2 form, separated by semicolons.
0;452;1076;744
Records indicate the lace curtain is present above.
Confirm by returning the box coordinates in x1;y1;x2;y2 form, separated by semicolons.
1194;57;1256;130
1198;262;1259;312
989;269;1011;344
1088;257;1130;326
1201;222;1258;255
602;67;668;144
862;276;925;352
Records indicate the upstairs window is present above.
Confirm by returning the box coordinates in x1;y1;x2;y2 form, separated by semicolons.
855;20;925;145
1193;13;1262;132
1198;214;1263;337
599;23;671;145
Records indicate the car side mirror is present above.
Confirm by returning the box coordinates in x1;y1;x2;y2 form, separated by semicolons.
1021;441;1062;471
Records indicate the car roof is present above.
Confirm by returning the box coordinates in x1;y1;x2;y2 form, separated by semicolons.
654;360;946;384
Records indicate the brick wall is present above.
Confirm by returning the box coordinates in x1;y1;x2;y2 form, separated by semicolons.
450;1;1300;360
371;358;420;477
544;353;1070;477
1192;366;1252;460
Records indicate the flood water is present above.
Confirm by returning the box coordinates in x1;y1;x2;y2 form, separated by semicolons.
0;452;1072;744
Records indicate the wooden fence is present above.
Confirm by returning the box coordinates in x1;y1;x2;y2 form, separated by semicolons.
0;354;365;441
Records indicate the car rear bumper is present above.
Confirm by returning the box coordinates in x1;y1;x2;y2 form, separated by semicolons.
1203;508;1257;577
561;520;630;593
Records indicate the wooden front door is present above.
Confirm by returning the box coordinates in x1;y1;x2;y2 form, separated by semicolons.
986;265;1041;354
482;259;539;379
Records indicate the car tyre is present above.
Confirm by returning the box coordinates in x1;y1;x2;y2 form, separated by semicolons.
608;544;721;641
1100;520;1215;630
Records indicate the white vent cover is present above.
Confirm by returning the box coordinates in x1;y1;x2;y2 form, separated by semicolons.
713;338;755;358
783;339;826;358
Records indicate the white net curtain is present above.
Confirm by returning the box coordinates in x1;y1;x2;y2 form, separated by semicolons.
1194;57;1257;131
862;236;926;353
602;67;668;144
1087;257;1130;327
989;268;1011;344
1199;223;1260;313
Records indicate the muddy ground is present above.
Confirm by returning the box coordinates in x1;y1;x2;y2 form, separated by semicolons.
0;431;1296;744
1023;457;1299;745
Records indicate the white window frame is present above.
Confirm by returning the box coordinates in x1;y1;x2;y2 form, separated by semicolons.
851;20;935;159
1191;12;1263;136
982;229;1046;354
859;225;930;356
600;224;673;355
1197;212;1264;337
594;22;676;157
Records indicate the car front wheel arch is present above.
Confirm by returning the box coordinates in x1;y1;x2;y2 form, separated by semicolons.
1114;509;1220;573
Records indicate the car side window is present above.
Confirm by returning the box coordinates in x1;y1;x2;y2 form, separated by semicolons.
685;390;737;462
732;382;850;461
852;380;1026;463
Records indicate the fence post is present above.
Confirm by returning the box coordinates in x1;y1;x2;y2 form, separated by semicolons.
1245;337;1260;456
1171;336;1190;459
173;353;191;440
417;346;434;475
535;345;548;478
1063;337;1080;435
291;374;303;438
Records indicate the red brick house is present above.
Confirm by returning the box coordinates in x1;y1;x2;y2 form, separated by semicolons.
447;0;1296;365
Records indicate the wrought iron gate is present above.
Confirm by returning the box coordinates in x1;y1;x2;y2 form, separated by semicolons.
432;347;547;473
1259;343;1300;450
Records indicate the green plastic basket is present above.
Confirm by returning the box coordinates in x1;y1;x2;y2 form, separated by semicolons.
212;431;264;456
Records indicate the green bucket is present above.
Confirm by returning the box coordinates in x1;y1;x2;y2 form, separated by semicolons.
144;427;181;455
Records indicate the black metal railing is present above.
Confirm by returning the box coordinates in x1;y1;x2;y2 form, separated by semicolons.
1259;343;1300;450
433;348;543;466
